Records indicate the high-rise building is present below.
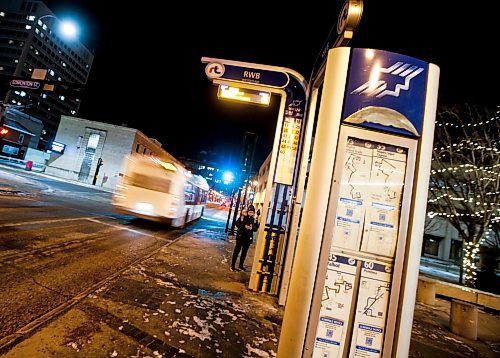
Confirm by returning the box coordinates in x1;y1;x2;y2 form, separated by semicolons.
0;0;94;149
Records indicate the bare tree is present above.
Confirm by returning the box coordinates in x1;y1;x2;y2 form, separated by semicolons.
427;104;500;288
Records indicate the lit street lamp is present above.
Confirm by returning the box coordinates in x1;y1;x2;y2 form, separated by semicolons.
36;14;80;40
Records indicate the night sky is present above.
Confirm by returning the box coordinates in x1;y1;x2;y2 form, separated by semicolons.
40;0;497;170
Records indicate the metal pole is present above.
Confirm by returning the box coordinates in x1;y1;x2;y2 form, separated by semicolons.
230;187;242;235
225;187;235;233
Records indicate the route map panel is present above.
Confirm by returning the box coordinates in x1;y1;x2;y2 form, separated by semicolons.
313;254;358;358
331;137;408;258
349;260;392;357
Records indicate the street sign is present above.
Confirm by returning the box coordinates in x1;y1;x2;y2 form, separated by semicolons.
10;79;41;90
50;141;66;154
205;61;290;88
202;57;308;298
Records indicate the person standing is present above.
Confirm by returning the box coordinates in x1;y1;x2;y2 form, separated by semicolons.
231;205;258;272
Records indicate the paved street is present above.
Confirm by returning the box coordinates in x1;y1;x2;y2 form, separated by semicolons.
0;168;187;351
1;168;499;357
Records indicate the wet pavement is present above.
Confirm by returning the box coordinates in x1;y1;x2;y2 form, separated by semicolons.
2;219;282;358
1;167;499;357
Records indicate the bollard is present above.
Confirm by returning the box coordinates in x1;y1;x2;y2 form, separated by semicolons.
450;299;478;340
417;278;436;305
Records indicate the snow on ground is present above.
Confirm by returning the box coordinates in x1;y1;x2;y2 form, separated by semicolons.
419;265;460;282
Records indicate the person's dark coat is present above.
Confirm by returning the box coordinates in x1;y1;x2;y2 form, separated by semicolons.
235;214;257;242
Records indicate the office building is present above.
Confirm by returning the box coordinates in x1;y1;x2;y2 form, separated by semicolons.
0;0;94;149
45;116;173;190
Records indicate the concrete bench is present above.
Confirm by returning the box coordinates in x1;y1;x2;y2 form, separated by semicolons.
450;299;478;340
416;276;438;305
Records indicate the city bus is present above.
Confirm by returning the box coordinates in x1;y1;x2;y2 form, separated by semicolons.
112;154;209;227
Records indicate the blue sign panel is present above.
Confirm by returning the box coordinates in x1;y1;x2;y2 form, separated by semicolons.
221;64;290;88
342;48;428;137
50;141;66;154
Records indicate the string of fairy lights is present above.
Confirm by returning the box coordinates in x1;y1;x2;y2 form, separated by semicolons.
428;106;499;286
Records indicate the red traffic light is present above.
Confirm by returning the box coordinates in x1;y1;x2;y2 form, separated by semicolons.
0;127;9;137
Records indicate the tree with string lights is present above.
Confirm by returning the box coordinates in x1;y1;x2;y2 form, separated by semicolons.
427;104;499;289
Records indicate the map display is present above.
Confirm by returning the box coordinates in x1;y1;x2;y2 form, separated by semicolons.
313;254;358;358
349;260;392;357
331;137;408;258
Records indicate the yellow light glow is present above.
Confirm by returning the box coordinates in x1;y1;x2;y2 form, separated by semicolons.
160;162;177;171
218;85;270;106
365;49;375;60
368;62;381;92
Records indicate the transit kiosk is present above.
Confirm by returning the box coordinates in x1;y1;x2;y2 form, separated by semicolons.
278;47;439;357
202;58;310;300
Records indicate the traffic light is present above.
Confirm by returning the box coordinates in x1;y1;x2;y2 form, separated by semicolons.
97;157;104;167
0;127;9;138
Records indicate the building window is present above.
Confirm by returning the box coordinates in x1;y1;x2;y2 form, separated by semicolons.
423;234;442;257
135;143;140;153
450;239;462;262
19;134;25;143
87;133;100;149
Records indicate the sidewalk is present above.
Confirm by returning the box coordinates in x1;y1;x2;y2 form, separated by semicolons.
0;162;114;193
3;218;282;358
2;216;499;357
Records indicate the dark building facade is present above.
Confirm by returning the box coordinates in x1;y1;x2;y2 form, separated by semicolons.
0;117;34;159
0;0;94;149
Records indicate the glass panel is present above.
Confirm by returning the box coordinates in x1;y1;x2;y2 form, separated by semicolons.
87;133;100;149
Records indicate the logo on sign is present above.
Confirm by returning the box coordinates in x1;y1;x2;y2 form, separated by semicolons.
205;63;225;79
350;62;424;99
337;1;349;34
10;79;41;90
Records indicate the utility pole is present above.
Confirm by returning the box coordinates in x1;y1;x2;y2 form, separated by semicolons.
92;157;104;185
229;131;258;237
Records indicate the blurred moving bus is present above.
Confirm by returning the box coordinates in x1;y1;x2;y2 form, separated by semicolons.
112;154;209;227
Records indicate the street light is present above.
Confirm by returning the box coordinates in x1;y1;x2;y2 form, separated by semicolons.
223;170;234;184
37;14;80;40
59;20;78;38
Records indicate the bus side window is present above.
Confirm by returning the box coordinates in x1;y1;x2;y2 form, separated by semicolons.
185;183;195;204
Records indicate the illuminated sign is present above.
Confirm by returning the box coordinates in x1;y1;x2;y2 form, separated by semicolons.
217;85;271;106
50;141;66;154
10;79;41;90
275;116;301;185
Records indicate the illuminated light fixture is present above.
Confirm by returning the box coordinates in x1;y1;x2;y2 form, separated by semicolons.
0;127;9;136
218;85;271;106
59;20;78;39
160;161;177;172
223;171;234;182
50;141;66;153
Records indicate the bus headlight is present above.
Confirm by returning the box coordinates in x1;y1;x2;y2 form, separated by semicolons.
136;202;153;213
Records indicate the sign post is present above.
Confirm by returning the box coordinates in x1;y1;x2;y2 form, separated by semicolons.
277;47;439;357
202;58;309;300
